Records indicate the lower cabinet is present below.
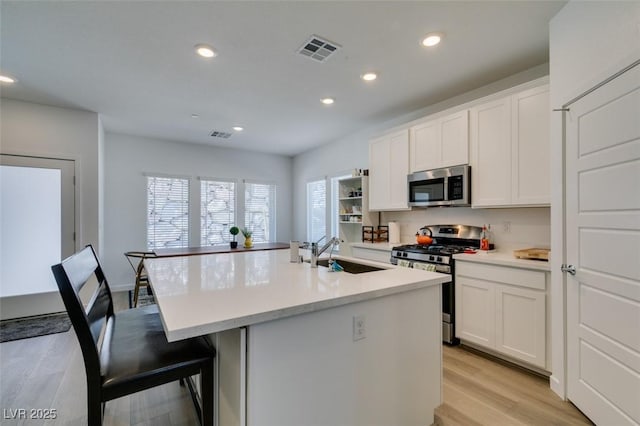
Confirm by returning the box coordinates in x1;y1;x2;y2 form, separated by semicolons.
351;245;392;263
455;260;548;370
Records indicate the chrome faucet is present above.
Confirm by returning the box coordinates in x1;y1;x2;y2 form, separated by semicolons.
310;236;342;268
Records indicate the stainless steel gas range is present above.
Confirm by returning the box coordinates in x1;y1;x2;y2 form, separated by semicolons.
390;224;482;345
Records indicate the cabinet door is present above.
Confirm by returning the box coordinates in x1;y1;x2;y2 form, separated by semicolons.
511;85;550;205
409;120;440;173
470;97;512;207
351;246;392;263
441;110;469;168
495;284;546;369
368;136;390;211
388;129;409;210
455;276;495;348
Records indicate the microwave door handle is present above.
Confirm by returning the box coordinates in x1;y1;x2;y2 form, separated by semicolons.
443;178;449;201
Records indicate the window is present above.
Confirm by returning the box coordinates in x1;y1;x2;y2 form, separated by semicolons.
147;176;189;249
244;182;276;243
307;179;326;242
201;179;236;246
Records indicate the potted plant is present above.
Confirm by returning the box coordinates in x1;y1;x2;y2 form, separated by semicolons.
229;226;240;249
241;227;253;248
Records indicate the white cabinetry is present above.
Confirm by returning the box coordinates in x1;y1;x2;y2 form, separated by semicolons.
456;275;495;348
337;176;376;248
470;84;550;207
351;245;392;263
410;110;469;172
455;260;548;370
369;129;409;211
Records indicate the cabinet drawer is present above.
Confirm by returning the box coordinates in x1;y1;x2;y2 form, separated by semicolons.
456;261;546;291
351;247;392;264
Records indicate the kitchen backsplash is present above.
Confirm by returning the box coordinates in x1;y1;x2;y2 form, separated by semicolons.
382;207;550;249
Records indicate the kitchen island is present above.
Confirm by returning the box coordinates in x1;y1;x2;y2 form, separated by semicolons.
145;249;448;426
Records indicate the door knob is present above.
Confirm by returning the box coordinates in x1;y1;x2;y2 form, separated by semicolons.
561;264;576;275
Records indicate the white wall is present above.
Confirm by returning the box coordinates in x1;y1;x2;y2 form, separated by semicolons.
103;133;293;289
383;207;550;249
0;99;101;318
549;1;640;398
0;99;101;250
292;64;551;242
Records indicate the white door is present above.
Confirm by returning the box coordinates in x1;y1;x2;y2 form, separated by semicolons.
511;85;550;205
494;284;546;369
455;275;495;348
0;154;75;319
470;96;512;207
565;63;640;425
368;136;390;211
388;129;409;210
440;109;469;168
410;120;440;172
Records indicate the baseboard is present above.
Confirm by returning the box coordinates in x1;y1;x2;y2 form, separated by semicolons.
459;342;550;378
550;374;566;399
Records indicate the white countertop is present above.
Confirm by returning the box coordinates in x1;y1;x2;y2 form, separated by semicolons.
145;250;449;342
454;251;551;271
351;241;550;271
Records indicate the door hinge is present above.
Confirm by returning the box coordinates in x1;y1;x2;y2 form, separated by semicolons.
73;232;76;241
73;175;76;185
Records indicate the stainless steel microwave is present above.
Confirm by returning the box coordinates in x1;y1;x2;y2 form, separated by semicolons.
408;165;471;207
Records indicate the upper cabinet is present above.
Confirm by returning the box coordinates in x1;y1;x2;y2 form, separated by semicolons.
369;129;410;211
470;84;550;208
410;110;469;172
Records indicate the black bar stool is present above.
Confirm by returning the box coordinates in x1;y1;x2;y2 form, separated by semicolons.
124;251;157;307
52;245;215;425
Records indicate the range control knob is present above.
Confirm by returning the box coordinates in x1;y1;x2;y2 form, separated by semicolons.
429;255;435;261
402;253;408;258
437;256;443;262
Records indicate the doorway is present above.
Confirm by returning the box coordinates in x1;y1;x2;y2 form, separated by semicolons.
0;154;75;319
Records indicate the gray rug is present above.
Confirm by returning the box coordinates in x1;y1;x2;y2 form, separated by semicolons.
0;312;72;343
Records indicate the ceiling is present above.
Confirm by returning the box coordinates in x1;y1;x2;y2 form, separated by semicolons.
0;1;566;157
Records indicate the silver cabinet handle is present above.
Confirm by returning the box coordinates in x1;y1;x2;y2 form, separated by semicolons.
561;264;576;275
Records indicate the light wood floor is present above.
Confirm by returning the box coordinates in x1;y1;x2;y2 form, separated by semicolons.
436;345;593;426
0;292;199;426
1;293;592;425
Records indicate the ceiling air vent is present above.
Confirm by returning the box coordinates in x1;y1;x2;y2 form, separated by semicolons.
210;130;232;139
297;35;341;62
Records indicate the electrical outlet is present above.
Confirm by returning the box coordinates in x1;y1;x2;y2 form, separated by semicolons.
353;315;366;341
503;221;511;234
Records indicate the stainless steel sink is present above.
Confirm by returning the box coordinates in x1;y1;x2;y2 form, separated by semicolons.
315;258;385;274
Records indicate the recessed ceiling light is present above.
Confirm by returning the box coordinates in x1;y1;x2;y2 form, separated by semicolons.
232;126;244;132
0;74;16;83
191;114;200;119
195;44;216;58
361;72;377;82
422;33;443;47
321;97;335;105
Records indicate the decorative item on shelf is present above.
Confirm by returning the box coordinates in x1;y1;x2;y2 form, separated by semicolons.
362;225;389;243
229;226;240;249
242;227;253;248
